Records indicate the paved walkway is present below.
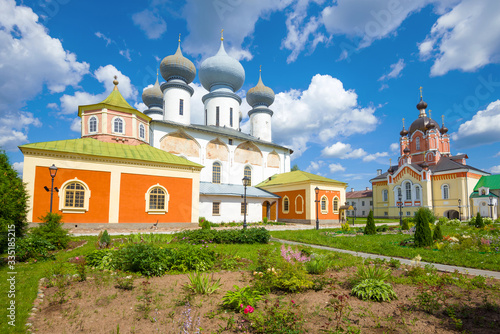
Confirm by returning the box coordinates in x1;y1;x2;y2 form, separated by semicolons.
271;238;500;279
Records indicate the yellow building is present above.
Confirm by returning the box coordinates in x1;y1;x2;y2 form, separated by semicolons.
370;95;488;220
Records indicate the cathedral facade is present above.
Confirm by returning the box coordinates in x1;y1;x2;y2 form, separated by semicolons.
370;95;489;220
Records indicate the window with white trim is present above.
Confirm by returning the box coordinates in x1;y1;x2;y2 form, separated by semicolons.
321;195;328;214
89;116;97;133
333;197;339;212
382;189;388;202
442;184;449;200
283;196;289;213
113;117;124;134
244;166;252;186
416;137;420;150
139;124;145;140
145;185;169;214
295;195;304;214
405;182;412;201
213;202;220;215
415;186;421;200
59;178;91;213
212;162;221;184
230;108;233;127
179;99;184;115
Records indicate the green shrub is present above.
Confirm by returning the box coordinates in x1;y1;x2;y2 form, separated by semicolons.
115;243;170;277
0;150;29;254
438;217;449;225
31;212;70;249
176;227;270;244
364;210;376;235
475;212;484;228
341;222;350;231
433;224;443;241
414;208;433;247
167;245;216;272
263;217;268;225
115;274;134;290
353;265;391;284
199;217;211;230
376;224;389;232
401;218;410;230
184;272;221;295
97;230;111;249
86;249;116;269
305;256;330;275
222;285;264;312
15;234;55;262
247;298;305;333
351;279;397;302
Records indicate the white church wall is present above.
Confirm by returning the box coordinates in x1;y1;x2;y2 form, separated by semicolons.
250;112;272;142
199;195;264;223
163;87;191;124
205;96;241;129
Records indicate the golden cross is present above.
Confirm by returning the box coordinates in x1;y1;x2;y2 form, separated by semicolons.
259;65;262;73
178;33;181;43
221;29;224;41
389;158;392;166
441;115;444;124
402;118;405;127
429;109;432;119
419;86;423;98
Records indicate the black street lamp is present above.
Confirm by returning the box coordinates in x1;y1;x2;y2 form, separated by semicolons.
397;194;403;226
49;164;58;213
489;195;494;219
315;187;320;230
242;176;250;229
353;205;357;226
458;198;462;221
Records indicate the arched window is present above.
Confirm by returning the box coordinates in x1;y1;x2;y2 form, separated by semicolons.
244;166;252;186
113;117;124;134
64;182;85;208
145;185;169;213
212;162;221;184
333;197;339;212
416;137;420;150
295;195;304;214
89;116;97;133
442;184;449;200
397;187;402;200
321;196;328;214
139;124;145;139
283;196;289;213
415;186;421;201
382;189;388;202
405;182;412;201
58;178;91;213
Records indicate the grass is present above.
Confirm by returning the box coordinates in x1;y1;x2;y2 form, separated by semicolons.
270;227;500;271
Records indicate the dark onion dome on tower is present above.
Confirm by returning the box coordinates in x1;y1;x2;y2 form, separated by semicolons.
440;124;448;134
403;147;410;154
416;97;428;110
160;38;196;84
199;38;245;92
426;119;436;130
409;116;440;134
246;68;275;108
400;127;409;136
142;76;163;108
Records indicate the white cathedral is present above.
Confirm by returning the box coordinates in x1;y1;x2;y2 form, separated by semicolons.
141;36;292;223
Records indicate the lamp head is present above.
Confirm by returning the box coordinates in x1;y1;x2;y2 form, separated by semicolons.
242;176;250;187
315;187;319;195
49;164;58;178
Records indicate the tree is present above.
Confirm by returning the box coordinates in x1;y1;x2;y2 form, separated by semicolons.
414;208;433;247
433;224;443;241
364;210;376;235
475;212;484;228
0;150;29;253
291;164;300;171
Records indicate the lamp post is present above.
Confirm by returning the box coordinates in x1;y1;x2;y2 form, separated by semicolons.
353;205;357;226
397;194;403;227
315;187;320;230
458;198;462;221
49;164;58;213
242;176;250;229
489;195;494;219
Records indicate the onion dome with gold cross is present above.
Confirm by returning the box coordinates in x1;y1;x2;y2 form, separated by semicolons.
400;118;409;136
440;115;449;134
199;31;245;92
142;74;163;108
246;67;275;108
160;36;196;84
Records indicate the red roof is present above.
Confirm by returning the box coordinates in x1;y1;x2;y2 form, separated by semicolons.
346;189;372;199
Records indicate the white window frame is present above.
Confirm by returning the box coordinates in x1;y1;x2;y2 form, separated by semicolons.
244;165;252;186
112;116;125;134
382;189;388;202
58;178;91;214
321;195;328;214
295;195;304;214
88;116;98;134
441;184;450;200
414;185;421;201
404;181;412;201
416;137;420;150
139;123;145;140
212;202;221;216
282;196;290;214
212;161;222;184
333;196;339;213
145;184;169;214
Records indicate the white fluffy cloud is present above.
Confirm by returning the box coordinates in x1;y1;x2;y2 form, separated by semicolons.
271;74;377;157
329;163;346;173
0;0;89;150
321;141;388;162
305;160;325;173
420;0;500;76
59;65;138;132
390;142;400;153
12;162;24;175
132;9;167;39
490;165;500;174
379;58;406;81
451;100;500;147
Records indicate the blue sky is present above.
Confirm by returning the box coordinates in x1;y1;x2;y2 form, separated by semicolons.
2;0;500;190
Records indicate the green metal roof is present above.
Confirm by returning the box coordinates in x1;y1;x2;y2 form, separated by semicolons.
474;174;500;191
256;170;346;187
100;89;135;110
470;191;499;199
19;138;203;168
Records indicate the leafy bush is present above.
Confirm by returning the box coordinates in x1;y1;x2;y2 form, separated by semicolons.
438;217;449;225
340;222;350;231
364;210;376;235
15;234;55;262
0;150;29;254
115;274;134;290
86;249;116;270
376;224;389;232
96;230;111;249
351;279;397;302
353;265;391;284
31;212;70;249
167;245;217;272
176;227;270;244
222;285;264;312
198;217;211;230
414;208;433;247
475;212;485;228
401;218;410;230
433;224;443;241
247;298;305;334
115;243;170;277
305;256;330;275
263;217;268;225
184;272;221;295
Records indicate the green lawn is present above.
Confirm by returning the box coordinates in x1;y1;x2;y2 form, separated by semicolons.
270;227;500;272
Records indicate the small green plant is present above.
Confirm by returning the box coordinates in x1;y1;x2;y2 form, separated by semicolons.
184;272;221;295
247;298;305;334
115;274;134;290
401;218;410;230
31;212;70;249
341;222;351;231
324;288;351;332
364;210;376;235
475;212;485;228
305;256;330;275
199;216;211;230
389;258;401;269
263;217;268;225
15;234;55;262
75;258;86;282
413;283;449;314
222;285;264;312
353;265;391;284
414;208;433;247
351;279;397;302
97;230;111;249
433;224;443;241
